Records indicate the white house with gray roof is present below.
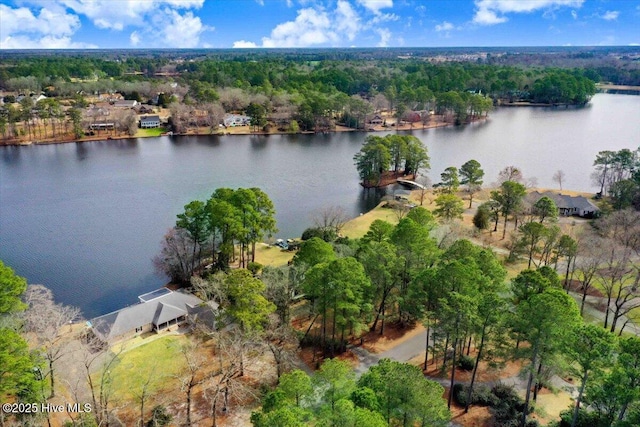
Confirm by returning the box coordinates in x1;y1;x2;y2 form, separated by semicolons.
526;191;600;218
89;289;215;342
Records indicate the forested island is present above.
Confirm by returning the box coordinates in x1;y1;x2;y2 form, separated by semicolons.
1;46;631;144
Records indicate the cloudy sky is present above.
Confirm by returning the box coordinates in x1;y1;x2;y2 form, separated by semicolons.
0;0;638;49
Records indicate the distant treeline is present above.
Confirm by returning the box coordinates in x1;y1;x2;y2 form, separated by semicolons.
1;47;637;87
1;55;601;107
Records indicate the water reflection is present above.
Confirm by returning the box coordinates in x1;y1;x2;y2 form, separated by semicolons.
1;94;638;317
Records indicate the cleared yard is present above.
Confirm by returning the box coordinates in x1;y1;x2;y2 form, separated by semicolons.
341;203;400;239
136;128;165;137
105;335;188;402
254;243;295;266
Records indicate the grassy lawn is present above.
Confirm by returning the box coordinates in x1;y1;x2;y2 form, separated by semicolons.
341;203;400;239
136;128;165;137
106;335;188;402
254;243;295;267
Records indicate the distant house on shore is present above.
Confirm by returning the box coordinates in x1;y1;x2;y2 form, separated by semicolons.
88;289;216;342
113;100;138;109
223;114;251;127
140;115;161;129
367;114;384;125
525;191;600;218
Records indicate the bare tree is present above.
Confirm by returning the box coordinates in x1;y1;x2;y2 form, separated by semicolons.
596;210;640;331
372;93;390;112
203;102;224;134
496;165;524;185
132;364;158;427
177;341;209;427
153;227;201;284
552;170;566;190
78;332;123;427
191;273;227;305
218;87;249;112
124;111;138;136
415;173;432;206
263;316;299;379
573;234;607;315
205;330;259;427
312;205;349;236
23;285;80;398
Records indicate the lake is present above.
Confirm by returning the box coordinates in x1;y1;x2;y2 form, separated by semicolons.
1;94;639;317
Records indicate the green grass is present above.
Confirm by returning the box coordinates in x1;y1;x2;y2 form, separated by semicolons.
136;128;165;137
105;335;187;401
254;243;295;267
341;203;400;239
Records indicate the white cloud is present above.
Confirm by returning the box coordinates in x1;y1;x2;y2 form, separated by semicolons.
255;0;264;5
233;40;259;48
473;0;585;25
0;4;95;48
162;9;211;48
130;31;140;46
435;21;454;32
243;1;365;48
0;4;80;39
1;35;95;49
473;8;507;25
357;0;393;15
335;0;361;41
601;10;619;21
376;28;391;47
57;0;205;31
0;0;208;49
261;7;335;47
371;13;399;24
571;10;577;19
232;0;399;48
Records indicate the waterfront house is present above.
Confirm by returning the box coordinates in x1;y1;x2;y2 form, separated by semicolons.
89;289;215;342
525;191;600;218
223;114;251;127
140;115;161;129
113;100;138;109
367;114;384;125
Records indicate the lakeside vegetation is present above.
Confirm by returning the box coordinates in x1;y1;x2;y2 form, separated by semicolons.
0;47;613;144
2;47;640;427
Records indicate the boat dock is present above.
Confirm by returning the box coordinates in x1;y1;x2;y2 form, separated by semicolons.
396;179;426;190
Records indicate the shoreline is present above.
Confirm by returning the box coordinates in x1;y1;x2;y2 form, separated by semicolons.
0;115;487;147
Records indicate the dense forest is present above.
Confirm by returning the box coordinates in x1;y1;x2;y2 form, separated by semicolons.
1;47;620;141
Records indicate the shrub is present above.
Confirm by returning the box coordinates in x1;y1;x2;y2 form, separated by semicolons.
452;383;467;406
301;227;337;242
457;355;475;371
452;383;497;407
247;262;263;275
146;405;172;427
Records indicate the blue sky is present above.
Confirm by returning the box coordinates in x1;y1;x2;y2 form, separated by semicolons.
0;0;638;49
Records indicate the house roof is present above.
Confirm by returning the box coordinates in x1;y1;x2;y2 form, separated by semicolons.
140;115;160;123
526;191;599;213
114;100;137;107
90;289;207;341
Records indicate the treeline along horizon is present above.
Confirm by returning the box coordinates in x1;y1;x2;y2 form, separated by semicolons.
0;48;635;105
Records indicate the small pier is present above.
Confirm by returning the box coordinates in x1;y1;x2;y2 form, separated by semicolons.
396;179;426;190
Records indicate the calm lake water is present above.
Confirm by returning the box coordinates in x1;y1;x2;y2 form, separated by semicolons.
1;94;639;317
